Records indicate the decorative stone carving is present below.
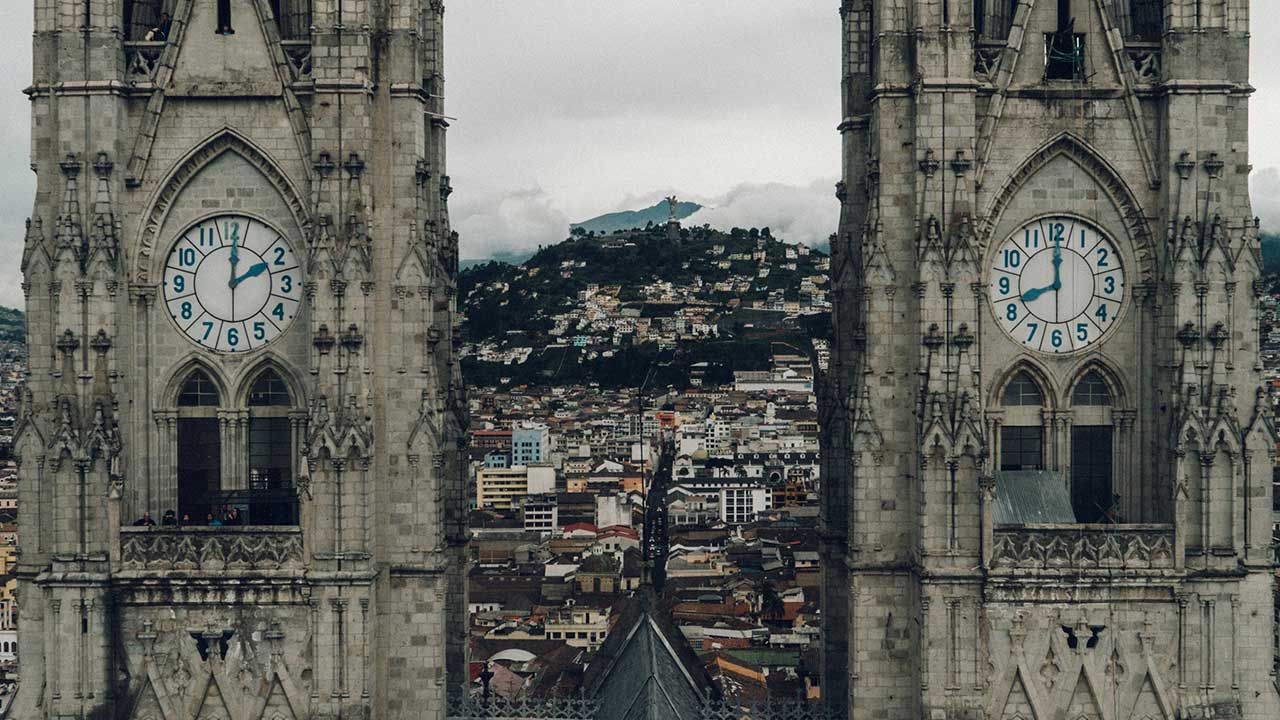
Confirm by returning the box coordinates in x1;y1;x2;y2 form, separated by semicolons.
281;40;313;82
991;526;1175;571
124;42;165;82
975;44;1004;83
119;528;304;572
1126;46;1160;84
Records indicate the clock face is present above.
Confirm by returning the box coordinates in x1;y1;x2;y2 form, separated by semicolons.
162;214;302;352
989;216;1125;353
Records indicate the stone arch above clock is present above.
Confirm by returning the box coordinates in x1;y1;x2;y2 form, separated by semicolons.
982;133;1156;284
135;129;310;285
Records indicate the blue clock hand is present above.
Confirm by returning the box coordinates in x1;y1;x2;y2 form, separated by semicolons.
1051;235;1063;289
230;262;269;288
1021;284;1056;302
228;228;240;287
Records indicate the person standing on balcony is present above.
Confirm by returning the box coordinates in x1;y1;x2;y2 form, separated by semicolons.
144;12;170;41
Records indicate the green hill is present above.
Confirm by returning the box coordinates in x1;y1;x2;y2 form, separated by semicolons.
0;307;24;343
459;225;829;389
1261;233;1280;273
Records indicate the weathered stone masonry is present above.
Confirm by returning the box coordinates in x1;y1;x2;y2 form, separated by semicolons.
15;1;467;718
823;1;1280;718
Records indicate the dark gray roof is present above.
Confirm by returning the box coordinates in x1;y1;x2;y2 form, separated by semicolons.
994;470;1075;525
582;587;717;720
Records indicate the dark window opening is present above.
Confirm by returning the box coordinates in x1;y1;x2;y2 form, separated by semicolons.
248;369;292;406
1071;426;1114;523
1046;29;1085;80
1002;372;1044;406
178;370;220;407
249;417;292;489
1000;426;1043;471
1120;0;1163;41
270;0;312;40
243;368;298;525
217;0;235;35
124;0;174;41
974;0;1019;42
178;418;221;520
1071;371;1113;406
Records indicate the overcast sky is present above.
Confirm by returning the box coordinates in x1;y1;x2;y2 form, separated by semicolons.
0;3;1277;305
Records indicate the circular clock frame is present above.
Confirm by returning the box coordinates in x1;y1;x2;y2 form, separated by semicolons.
987;214;1127;355
161;213;303;353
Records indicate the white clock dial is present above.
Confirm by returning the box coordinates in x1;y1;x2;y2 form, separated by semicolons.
162;214;303;352
989;216;1125;353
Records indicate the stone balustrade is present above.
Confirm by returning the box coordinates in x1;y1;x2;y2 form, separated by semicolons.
119;526;304;572
991;523;1175;572
124;41;165;83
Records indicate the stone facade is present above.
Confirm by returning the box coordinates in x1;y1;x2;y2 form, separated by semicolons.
823;1;1280;718
14;0;467;718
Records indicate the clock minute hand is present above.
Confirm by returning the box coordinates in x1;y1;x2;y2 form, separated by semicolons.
1051;235;1063;289
230;262;269;288
228;229;240;287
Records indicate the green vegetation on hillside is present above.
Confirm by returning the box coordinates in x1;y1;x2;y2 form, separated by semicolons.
458;225;829;389
0;307;24;343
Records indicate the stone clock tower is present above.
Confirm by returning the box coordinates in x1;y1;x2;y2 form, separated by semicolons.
14;1;467;718
823;1;1280;718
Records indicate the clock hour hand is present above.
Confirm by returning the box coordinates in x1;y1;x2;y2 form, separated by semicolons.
230;262;269;288
1020;284;1056;302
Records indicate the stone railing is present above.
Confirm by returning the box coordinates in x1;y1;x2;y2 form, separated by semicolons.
119;526;304;572
1125;41;1161;85
445;694;836;720
124;41;165;83
991;524;1175;572
281;40;313;82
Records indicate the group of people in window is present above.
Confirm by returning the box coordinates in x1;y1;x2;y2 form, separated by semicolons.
124;1;312;40
1000;368;1118;524
132;506;245;527
166;367;299;527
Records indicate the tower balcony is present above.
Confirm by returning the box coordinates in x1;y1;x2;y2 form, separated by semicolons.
990;523;1176;574
118;525;304;573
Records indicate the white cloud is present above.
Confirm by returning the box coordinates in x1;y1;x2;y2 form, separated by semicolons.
1250;167;1280;232
686;179;839;247
454;186;571;260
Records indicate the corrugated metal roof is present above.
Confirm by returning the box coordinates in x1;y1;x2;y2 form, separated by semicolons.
994;471;1076;525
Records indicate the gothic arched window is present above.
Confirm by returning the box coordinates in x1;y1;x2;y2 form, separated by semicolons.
245;369;297;525
176;370;221;521
1070;370;1117;523
1002;372;1044;406
1071;371;1113;406
999;371;1046;472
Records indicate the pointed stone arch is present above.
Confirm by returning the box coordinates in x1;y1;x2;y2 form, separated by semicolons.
1065;359;1130;409
134;128;310;284
163;357;231;409
232;353;308;410
982;132;1156;282
992;358;1059;411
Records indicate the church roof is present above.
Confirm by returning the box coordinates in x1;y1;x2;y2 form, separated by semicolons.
582;587;717;720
